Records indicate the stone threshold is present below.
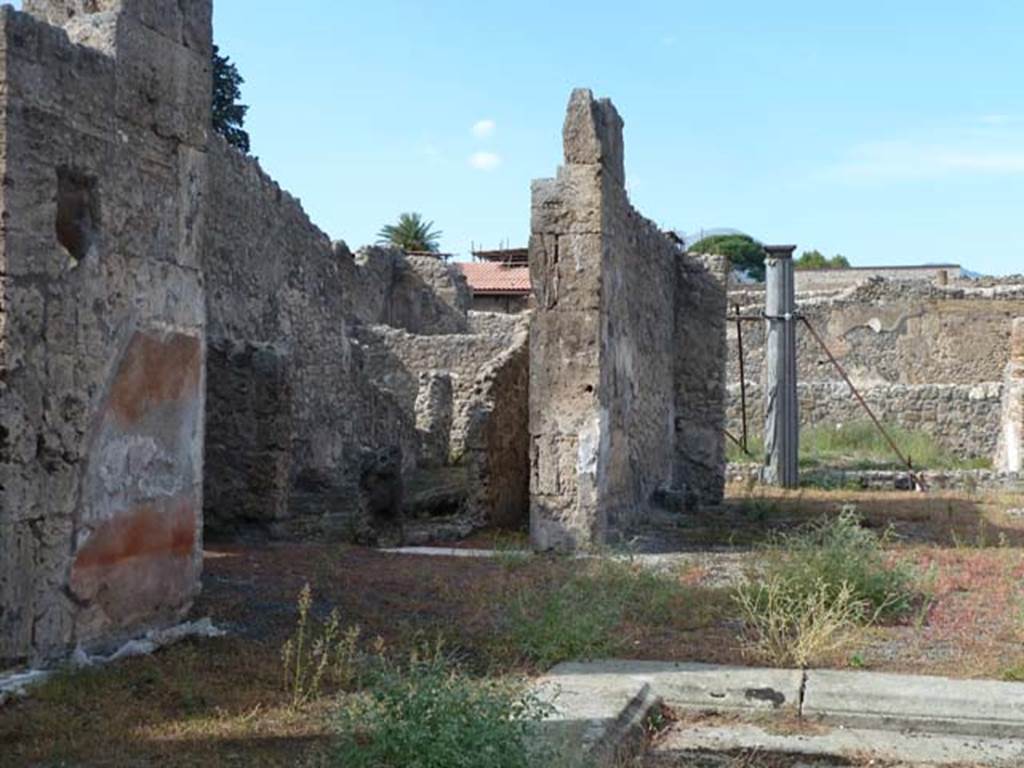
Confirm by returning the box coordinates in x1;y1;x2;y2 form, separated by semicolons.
533;660;1024;766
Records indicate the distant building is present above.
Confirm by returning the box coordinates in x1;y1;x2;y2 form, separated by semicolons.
459;248;532;313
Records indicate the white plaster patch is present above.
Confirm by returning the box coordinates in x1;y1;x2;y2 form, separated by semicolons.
578;412;603;478
96;435;182;499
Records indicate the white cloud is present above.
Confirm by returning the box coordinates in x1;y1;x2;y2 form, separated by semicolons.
471;119;497;139
977;114;1021;126
469;151;502;171
829;140;1024;182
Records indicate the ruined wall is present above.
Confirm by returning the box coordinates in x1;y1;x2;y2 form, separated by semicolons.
675;254;729;506
354;319;526;458
1;0;209;664
793;265;961;293
728;382;1003;460
202;139;421;535
464;330;530;527
727;279;1024;461
345;247;471;334
529;89;725;551
728;280;1024;387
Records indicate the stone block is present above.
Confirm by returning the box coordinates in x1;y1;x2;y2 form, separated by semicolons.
562;88;625;185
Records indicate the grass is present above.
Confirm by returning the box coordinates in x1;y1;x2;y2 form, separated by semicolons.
495;557;684;668
734;511;919;666
6;490;1024;766
726;420;990;470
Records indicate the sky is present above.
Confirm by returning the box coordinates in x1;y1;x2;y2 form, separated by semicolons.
19;1;1024;274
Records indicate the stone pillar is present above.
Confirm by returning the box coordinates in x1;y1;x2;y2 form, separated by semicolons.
997;318;1024;473
763;245;799;487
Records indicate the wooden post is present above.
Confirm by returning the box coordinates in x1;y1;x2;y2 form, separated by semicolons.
763;245;799;487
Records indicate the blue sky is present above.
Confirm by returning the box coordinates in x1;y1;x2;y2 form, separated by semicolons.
19;1;1024;273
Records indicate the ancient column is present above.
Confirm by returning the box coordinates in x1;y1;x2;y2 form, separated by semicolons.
763;245;799;487
998;318;1024;473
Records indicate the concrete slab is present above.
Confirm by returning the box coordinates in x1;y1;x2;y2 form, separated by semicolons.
656;722;1024;767
548;660;803;715
536;662;662;767
804;669;1024;738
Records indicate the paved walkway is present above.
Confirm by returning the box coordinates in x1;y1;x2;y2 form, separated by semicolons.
534;660;1024;767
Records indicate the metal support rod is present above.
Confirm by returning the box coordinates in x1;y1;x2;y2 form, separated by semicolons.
725;428;755;459
734;304;749;452
799;315;921;482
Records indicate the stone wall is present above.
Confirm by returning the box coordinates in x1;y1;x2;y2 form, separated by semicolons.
464;330;530;527
1;0;210;665
202;139;422;535
793;265;962;293
345;248;471;334
354;318;526;459
529;89;726;551
727;382;1004;460
727;278;1024;461
675;254;729;506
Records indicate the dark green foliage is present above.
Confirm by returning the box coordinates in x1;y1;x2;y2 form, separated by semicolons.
377;212;444;253
690;234;766;280
762;511;917;620
795;249;851;270
211;45;250;153
333;649;550;768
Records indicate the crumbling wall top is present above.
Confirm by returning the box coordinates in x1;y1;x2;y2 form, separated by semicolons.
23;0;211;55
562;88;625;185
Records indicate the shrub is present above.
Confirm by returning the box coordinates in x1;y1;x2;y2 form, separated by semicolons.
735;576;867;667
763;510;916;619
734;511;918;666
332;646;551;768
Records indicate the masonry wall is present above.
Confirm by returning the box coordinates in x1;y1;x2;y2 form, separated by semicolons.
1;0;210;665
727;279;1024;461
675;254;729;505
529;89;725;551
464;330;530;527
354;320;524;459
728;382;1004;460
202;139;424;536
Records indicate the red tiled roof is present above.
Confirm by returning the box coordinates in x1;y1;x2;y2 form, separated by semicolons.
458;262;532;295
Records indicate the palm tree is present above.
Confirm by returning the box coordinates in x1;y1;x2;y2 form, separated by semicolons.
376;213;443;253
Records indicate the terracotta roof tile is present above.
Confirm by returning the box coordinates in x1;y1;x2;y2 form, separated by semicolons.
458;262;532;294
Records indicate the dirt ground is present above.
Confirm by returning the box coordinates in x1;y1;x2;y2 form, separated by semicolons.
1;485;1022;767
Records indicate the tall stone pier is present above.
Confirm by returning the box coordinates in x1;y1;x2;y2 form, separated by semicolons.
763;245;799;487
528;89;726;551
998;318;1024;473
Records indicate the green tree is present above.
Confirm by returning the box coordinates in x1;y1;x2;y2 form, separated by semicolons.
212;45;250;154
377;213;443;253
690;234;766;281
795;250;851;270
